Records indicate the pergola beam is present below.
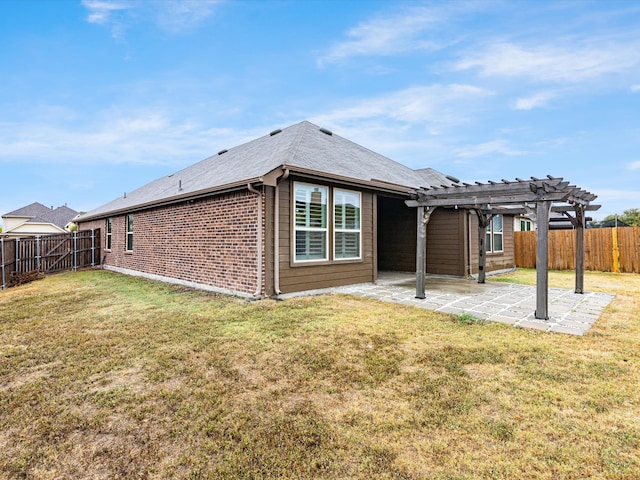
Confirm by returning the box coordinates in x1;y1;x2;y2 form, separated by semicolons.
407;191;571;208
406;175;599;322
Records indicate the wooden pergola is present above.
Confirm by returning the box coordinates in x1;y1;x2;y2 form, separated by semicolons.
406;176;599;320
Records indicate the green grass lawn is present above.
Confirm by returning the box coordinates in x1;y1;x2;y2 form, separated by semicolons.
1;269;638;479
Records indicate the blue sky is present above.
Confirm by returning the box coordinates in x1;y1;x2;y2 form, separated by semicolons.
2;0;640;223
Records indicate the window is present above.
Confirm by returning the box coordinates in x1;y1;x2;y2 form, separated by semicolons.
334;189;361;259
294;183;328;261
486;215;503;253
520;219;532;231
126;214;134;251
106;218;112;250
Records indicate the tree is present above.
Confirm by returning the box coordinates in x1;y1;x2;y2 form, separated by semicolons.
602;208;640;226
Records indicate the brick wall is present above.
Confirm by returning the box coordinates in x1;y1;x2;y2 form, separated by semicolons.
78;190;264;295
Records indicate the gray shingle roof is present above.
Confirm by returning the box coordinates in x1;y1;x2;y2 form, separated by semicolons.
3;202;79;229
4;202;53;219
79;120;456;221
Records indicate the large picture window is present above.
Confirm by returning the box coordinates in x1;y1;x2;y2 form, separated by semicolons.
334;189;361;259
126;214;134;251
294;184;328;261
486;215;503;253
106;218;112;250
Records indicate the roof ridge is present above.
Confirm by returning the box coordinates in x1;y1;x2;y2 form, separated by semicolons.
286;121;313;165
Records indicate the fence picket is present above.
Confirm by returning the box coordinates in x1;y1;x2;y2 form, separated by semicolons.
515;227;640;273
0;230;101;289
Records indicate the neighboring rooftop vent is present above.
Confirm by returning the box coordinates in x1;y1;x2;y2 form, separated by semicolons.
319;127;333;136
445;175;461;184
218;149;228;155
269;129;282;136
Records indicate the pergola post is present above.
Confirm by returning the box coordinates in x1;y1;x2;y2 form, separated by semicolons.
574;205;586;294
416;206;426;299
415;206;435;299
535;200;552;320
474;210;493;284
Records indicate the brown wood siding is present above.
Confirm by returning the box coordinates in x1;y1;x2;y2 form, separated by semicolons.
264;185;275;296
377;200;466;276
277;178;374;294
468;212;515;273
426;208;466;276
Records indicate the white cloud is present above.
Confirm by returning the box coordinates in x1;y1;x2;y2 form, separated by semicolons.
153;0;222;33
592;189;640;203
514;91;556;110
317;5;449;66
82;0;131;25
312;84;493;129
82;0;220;37
627;160;640;170
455;41;640;84
0;110;246;167
631;85;640;92
454;139;526;159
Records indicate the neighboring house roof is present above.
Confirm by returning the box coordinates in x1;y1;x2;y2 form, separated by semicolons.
79;120;457;221
5;202;54;220
2;202;79;231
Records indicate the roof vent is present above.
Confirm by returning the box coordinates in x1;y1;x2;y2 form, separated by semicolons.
319;127;333;136
445;175;461;184
269;129;282;136
218;149;228;155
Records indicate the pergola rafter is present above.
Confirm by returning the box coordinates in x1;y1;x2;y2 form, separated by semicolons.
406;176;600;320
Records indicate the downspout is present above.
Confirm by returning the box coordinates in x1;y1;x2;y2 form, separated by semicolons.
274;168;290;296
247;183;263;298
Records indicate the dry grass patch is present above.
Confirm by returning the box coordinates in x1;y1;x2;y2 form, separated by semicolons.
0;269;638;479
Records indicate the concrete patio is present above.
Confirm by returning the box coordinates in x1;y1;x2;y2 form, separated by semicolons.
330;272;615;336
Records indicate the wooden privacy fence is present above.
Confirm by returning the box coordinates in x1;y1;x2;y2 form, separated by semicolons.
515;227;640;273
0;229;101;289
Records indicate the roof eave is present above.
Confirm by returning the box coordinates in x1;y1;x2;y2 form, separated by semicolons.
77;177;266;222
283;165;413;196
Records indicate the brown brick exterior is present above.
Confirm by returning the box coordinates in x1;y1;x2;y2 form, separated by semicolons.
78;190;265;296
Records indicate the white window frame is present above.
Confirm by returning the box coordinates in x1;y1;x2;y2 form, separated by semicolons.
333;188;362;260
106;218;112;250
126;214;134;252
486;215;503;253
293;182;329;263
520;218;532;231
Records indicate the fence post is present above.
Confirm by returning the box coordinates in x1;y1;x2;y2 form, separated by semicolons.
612;227;620;273
73;232;78;272
15;238;20;274
36;235;41;278
1;238;5;290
